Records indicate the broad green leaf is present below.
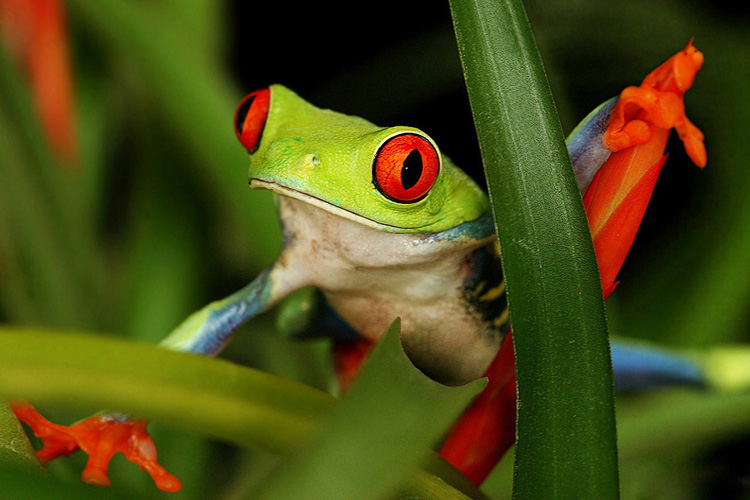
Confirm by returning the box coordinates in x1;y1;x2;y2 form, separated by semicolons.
0;327;332;453
449;1;619;498
0;326;488;499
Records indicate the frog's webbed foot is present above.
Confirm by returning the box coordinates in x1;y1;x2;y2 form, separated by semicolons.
603;40;707;168
11;400;181;492
674;114;706;168
602;86;682;151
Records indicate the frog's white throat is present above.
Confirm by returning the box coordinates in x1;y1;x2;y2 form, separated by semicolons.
267;189;501;385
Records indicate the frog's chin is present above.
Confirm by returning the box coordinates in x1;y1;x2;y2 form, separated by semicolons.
249;178;403;232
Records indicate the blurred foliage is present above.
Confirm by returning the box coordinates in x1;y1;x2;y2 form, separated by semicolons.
0;0;748;499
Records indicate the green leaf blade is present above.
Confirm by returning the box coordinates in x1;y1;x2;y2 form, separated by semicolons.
449;1;619;499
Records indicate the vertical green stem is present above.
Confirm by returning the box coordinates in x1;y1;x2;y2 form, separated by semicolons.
449;1;619;499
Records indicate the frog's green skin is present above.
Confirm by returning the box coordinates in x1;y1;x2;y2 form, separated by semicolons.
162;85;705;387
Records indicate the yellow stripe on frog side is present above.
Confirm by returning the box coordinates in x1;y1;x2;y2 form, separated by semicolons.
493;308;510;329
479;281;506;302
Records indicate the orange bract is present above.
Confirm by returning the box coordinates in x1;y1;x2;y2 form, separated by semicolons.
591;41;706;299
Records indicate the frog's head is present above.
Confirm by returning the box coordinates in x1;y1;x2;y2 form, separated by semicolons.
234;85;489;234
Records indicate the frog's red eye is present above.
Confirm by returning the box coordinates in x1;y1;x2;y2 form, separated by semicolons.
373;133;441;203
234;88;270;153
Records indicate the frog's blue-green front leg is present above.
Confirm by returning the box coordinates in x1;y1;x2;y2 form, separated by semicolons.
160;263;293;355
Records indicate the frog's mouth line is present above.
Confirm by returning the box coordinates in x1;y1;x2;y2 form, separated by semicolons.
249;178;411;232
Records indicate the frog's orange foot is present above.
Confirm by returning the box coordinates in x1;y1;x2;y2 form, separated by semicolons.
602;111;652;152
675;116;707;168
10;400;181;492
603;40;706;168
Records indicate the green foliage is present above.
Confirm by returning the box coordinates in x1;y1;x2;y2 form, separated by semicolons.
0;0;748;499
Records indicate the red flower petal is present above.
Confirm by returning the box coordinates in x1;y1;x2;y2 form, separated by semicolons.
585;129;670;299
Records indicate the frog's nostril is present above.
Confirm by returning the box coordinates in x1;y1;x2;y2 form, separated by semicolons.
297;154;319;170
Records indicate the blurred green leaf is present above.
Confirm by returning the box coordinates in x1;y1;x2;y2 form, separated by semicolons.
0;39;109;301
617;391;750;461
449;0;618;499
0;48;99;327
67;0;281;270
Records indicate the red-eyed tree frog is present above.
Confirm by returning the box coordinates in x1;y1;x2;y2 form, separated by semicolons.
161;81;706;387
13;43;716;492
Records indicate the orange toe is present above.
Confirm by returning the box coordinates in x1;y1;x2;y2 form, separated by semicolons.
11;401;181;492
81;467;111;488
603;41;706;168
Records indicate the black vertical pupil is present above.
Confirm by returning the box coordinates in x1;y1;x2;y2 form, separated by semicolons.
235;95;256;135
401;149;423;190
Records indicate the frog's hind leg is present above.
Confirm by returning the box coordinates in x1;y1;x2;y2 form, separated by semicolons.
611;339;706;390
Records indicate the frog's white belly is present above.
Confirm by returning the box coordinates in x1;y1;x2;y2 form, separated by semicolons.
275;195;501;384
